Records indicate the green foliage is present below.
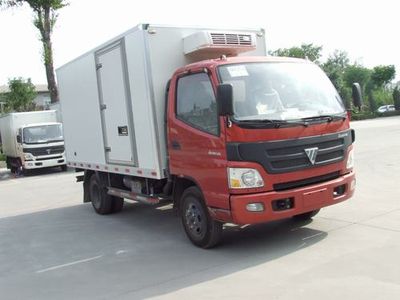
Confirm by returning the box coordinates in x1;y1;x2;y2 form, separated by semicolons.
0;144;5;161
343;64;371;91
270;43;323;62
393;87;400;111
371;65;396;88
351;111;376;121
372;88;393;107
351;110;400;121
4;78;37;112
271;44;398;118
367;89;377;112
1;1;67;10
322;50;351;107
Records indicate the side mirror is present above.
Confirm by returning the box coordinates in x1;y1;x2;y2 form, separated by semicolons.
16;135;22;143
352;83;363;109
217;84;234;116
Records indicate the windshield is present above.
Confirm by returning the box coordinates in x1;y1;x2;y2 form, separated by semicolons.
218;62;345;121
23;124;64;144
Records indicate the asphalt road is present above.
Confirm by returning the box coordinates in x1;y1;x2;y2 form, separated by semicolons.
0;116;399;300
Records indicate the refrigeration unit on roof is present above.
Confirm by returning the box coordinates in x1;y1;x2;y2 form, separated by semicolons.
183;31;257;56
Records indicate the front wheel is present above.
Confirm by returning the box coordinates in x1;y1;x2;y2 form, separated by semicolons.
180;186;223;249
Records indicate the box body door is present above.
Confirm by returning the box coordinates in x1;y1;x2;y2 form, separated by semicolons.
96;40;137;165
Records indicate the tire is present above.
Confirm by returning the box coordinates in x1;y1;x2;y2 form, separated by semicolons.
89;174;113;215
10;166;17;174
8;157;18;174
61;165;68;172
180;186;223;249
111;197;124;213
293;209;320;221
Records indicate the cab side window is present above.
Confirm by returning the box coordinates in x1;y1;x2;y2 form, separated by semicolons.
176;73;218;135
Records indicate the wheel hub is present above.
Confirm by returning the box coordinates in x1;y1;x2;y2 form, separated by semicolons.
185;203;204;237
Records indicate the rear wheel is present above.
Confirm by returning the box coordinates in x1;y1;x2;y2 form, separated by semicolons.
10;166;17;174
89;174;113;215
180;186;222;248
293;209;320;221
7;157;19;174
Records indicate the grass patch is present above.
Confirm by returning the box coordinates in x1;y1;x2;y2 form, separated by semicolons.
0;145;5;161
351;110;400;121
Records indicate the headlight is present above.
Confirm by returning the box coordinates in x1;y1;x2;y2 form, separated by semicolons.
24;152;34;160
228;168;264;189
346;148;354;169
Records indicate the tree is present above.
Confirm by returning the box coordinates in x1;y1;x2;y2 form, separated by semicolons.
371;65;396;88
343;64;371;91
0;0;68;103
393;87;400;111
270;43;323;63
325;50;350;70
322;50;351;107
4;78;37;112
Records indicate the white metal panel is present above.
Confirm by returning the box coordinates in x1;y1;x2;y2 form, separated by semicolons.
0;114;16;157
96;42;136;165
124;30;158;171
57;54;106;165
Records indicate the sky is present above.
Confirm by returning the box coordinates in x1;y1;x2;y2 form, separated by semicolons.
0;0;398;86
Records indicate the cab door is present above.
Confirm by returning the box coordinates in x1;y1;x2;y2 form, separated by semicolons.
168;70;229;209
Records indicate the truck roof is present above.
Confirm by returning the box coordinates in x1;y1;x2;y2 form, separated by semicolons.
175;56;311;73
21;122;61;129
0;110;57;119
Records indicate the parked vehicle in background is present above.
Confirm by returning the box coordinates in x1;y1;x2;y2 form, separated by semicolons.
377;105;395;113
0;110;66;174
57;24;361;248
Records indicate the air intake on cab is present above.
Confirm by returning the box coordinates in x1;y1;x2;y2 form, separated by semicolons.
183;31;257;57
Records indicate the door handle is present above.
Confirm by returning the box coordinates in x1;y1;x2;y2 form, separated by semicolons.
171;140;181;150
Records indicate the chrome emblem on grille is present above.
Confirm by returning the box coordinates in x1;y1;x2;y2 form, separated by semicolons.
305;147;319;165
46;149;51;154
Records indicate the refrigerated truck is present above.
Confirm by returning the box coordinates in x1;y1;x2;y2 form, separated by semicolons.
57;24;360;248
0;110;66;173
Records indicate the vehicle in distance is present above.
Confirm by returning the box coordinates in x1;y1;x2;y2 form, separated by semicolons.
0;110;66;174
57;24;361;248
377;104;395;113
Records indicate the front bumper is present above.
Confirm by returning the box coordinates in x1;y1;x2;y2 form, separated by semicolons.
230;172;355;225
23;156;66;169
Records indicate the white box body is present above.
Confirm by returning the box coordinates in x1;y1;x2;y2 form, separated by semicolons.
57;24;267;179
0;110;58;157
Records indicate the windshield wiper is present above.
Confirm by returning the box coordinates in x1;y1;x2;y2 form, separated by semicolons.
301;114;347;123
238;119;309;128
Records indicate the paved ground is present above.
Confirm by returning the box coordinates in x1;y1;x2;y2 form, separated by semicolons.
0;116;399;300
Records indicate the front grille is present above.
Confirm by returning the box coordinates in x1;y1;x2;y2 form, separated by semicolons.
210;33;252;46
227;130;353;174
273;171;341;191
23;146;65;156
36;155;63;161
269;139;345;171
